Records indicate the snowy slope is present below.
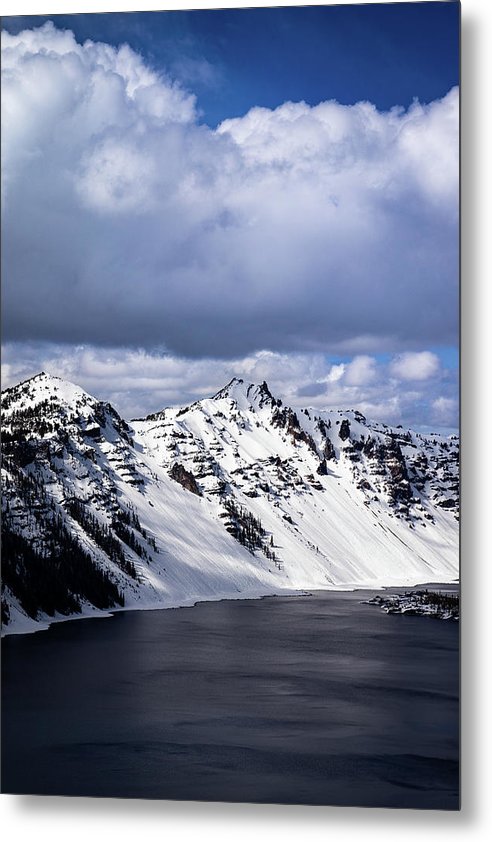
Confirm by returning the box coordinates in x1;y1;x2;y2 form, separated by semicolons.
134;378;459;588
1;374;459;635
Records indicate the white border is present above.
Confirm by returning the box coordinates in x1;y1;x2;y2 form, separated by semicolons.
2;0;491;839
4;0;400;13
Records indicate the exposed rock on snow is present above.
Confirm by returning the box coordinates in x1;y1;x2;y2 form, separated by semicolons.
363;590;459;620
169;462;202;496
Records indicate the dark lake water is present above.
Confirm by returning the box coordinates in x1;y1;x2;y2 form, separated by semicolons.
1;590;459;809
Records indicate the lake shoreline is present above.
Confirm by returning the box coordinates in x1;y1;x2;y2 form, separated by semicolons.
1;577;460;640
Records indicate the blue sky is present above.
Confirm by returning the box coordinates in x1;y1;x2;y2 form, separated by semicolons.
2;3;460;126
1;4;459;429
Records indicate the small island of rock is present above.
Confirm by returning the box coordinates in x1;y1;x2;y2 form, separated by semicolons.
363;590;459;620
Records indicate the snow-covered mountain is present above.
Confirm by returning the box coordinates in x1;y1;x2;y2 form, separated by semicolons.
1;373;459;635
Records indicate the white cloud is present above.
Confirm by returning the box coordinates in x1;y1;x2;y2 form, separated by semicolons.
390;351;440;381
344;355;377;386
432;396;458;425
396;94;459;208
325;363;346;383
1;24;458;358
1;24;195;195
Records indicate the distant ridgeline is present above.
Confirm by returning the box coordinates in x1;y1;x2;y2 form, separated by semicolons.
1;373;458;634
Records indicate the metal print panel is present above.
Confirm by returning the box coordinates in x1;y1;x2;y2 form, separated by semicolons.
1;1;459;809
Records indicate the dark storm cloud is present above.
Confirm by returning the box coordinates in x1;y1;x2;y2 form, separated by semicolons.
2;24;458;359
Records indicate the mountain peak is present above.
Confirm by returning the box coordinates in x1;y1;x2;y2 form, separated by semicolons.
13;370;59;388
212;377;245;400
2;371;102;420
212;377;275;401
211;377;280;410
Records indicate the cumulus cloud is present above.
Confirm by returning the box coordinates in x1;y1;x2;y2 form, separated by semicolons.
344;355;377;386
431;396;458;425
1;24;458;358
390;351;440;381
